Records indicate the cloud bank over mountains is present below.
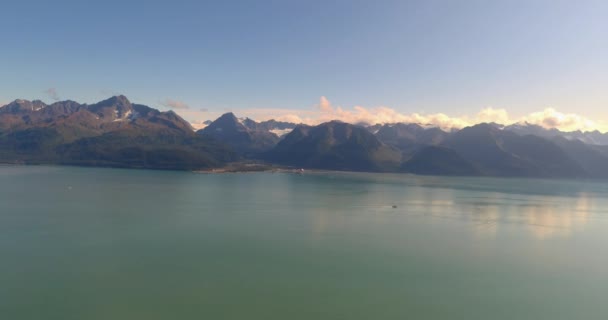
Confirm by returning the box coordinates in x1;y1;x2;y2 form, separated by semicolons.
3;94;603;133
228;97;608;133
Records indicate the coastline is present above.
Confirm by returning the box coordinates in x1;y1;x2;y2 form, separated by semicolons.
193;161;301;174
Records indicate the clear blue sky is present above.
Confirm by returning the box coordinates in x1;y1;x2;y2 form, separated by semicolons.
1;0;607;124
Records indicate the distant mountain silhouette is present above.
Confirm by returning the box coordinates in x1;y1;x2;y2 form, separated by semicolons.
374;123;449;157
505;122;608;145
551;136;608;178
264;121;401;171
259;119;297;130
197;112;280;155
226;117;297;137
441;124;585;177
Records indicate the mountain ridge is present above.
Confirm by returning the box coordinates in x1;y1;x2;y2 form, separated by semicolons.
0;96;236;169
4;96;608;177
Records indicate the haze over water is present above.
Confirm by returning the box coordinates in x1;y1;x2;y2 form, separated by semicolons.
1;166;608;319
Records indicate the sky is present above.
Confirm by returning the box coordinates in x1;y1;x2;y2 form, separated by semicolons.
1;0;607;131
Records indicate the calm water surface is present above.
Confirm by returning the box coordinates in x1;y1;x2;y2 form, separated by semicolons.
1;166;608;319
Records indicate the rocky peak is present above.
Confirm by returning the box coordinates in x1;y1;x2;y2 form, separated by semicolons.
88;95;133;120
205;112;247;132
0;99;47;113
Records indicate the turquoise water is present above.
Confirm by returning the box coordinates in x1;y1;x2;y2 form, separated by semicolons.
1;166;608;319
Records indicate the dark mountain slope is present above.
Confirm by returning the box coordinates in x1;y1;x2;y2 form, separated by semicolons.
197;112;279;155
402;146;479;176
552;136;608;178
443;124;585;178
257;119;297;132
0;96;236;169
374;123;449;157
505;122;608;145
57;131;235;170
265;121;401;172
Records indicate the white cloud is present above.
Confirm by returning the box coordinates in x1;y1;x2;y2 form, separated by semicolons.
318;96;333;112
161;99;190;110
187;96;608;133
521;108;600;132
475;107;510;124
244;97;479;129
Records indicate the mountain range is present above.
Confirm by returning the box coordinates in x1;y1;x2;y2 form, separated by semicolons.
0;96;236;169
3;95;608;178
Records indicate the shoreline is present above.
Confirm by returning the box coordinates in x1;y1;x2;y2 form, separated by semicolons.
193;161;305;174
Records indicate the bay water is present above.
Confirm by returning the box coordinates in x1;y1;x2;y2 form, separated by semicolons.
1;166;607;319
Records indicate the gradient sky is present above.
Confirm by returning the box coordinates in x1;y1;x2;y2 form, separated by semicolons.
1;0;607;129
